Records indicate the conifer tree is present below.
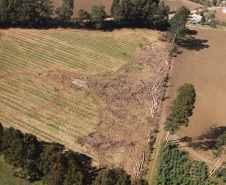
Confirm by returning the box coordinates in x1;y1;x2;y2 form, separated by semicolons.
164;83;196;134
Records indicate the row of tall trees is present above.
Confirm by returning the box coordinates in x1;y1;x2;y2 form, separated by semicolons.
0;123;149;184
0;123;83;184
73;0;170;29
110;0;169;28
0;0;74;27
0;0;170;29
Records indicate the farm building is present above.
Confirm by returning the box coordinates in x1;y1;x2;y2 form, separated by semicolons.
190;14;202;24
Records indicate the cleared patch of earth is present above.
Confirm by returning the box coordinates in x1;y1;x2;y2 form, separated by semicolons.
167;28;226;160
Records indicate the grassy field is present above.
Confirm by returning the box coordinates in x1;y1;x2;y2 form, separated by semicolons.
0;28;161;161
167;28;226;158
0;29;149;75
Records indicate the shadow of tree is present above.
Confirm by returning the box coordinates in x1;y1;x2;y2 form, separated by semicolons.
185;29;198;35
180;126;226;151
177;37;209;51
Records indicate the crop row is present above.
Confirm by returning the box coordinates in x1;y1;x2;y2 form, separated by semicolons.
1;30;146;74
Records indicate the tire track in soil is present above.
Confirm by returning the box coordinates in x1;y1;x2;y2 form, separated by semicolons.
0;72;63;116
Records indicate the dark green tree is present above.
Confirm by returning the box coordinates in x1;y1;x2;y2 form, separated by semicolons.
50;151;68;185
77;9;90;26
39;0;54;18
3;136;24;167
56;0;74;23
213;131;226;157
133;178;149;185
130;0;159;25
200;15;206;25
20;0;40;26
209;19;217;28
39;144;59;176
63;158;83;185
0;0;8;23
114;168;131;184
93;168;116;185
0;123;4;149
90;4;107;29
169;6;190;44
1;127;24;151
22;133;42;179
93;168;131;185
110;0;120;17
164;83;196;134
0;0;23;25
154;1;170;28
2;129;42;179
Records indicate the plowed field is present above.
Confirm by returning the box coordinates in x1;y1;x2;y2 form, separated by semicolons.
168;28;226;158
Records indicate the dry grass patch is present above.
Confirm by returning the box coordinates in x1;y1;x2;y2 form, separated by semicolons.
215;12;226;23
163;0;203;11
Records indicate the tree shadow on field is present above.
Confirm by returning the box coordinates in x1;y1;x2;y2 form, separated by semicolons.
185;29;198;35
177;37;209;51
179;125;226;151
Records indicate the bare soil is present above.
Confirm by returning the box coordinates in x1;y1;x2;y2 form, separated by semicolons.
73;40;169;175
53;0;202;16
167;28;226;159
163;0;203;11
53;0;113;16
215;12;226;23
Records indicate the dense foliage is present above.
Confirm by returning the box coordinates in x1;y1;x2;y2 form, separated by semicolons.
0;123;83;183
0;123;134;184
0;0;170;29
155;143;217;185
93;168;131;185
90;4;107;29
169;6;190;44
110;0;170;29
0;0;74;27
133;178;149;185
164;83;196;134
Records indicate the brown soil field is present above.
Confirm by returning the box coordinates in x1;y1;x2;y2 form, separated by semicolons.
163;0;203;11
215;12;226;23
53;0;113;16
167;28;226;159
53;0;202;17
0;28;169;176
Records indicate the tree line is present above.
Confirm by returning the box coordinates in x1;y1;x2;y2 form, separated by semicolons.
0;0;74;27
0;0;170;30
0;123;149;184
